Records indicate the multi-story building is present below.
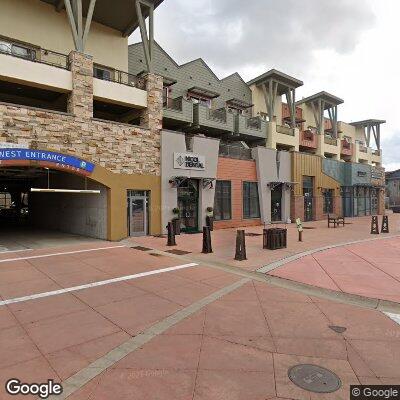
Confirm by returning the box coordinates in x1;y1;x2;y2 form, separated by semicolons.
129;42;386;231
0;0;165;240
0;1;386;242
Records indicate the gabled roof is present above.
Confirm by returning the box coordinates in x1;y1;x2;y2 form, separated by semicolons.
296;91;344;107
247;69;303;92
41;0;164;36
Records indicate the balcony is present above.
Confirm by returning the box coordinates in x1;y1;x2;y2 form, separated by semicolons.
340;139;353;156
219;143;253;160
324;136;338;146
300;128;317;149
193;104;235;134
0;41;72;93
235;115;266;139
92;67;147;109
359;145;368;153
163;97;193;126
276;125;295;136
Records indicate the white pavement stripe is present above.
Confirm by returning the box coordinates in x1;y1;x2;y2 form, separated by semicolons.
384;312;400;325
0;262;198;306
0;245;126;264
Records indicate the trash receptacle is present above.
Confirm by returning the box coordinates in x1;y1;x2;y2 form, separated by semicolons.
263;228;287;250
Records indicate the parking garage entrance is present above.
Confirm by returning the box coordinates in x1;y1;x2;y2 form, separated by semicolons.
0;149;108;247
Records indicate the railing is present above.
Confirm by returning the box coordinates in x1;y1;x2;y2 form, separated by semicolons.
276;125;295;136
0;40;69;69
324;136;338;146
93;68;145;89
340;139;353;155
246;116;261;130
219;143;252;160
163;97;183;111
372;149;381;156
302;129;315;141
207;107;227;123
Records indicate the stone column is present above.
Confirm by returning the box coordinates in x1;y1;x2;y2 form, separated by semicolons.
313;195;324;220
333;195;342;216
140;73;163;131
67;51;93;119
291;195;304;221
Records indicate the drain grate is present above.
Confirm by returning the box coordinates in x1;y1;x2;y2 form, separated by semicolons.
165;249;192;255
288;364;341;393
131;246;152;251
329;325;347;334
245;233;262;237
302;227;316;230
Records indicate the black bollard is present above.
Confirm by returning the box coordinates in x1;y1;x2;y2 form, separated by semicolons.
167;222;176;246
381;215;389;233
371;216;379;234
202;226;213;253
235;230;247;261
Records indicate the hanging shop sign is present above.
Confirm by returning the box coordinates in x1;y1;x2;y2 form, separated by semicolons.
0;149;95;175
173;152;205;171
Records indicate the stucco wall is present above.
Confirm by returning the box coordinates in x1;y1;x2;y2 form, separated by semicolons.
252;147;291;223
0;0;128;71
161;130;219;232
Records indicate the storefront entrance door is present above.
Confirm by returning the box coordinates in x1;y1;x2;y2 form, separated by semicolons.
177;179;199;233
127;190;149;236
271;184;283;222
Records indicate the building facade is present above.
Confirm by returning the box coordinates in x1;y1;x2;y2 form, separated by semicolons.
0;2;386;242
0;0;164;240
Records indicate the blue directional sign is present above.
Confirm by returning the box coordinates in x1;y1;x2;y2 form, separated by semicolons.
0;148;95;173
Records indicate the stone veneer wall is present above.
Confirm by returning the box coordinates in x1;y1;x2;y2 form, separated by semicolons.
0;51;163;176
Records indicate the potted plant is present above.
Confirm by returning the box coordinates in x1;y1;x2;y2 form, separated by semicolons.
172;207;181;235
206;206;214;231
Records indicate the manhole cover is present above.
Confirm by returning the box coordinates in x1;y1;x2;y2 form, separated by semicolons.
131;246;152;251
288;364;341;393
329;325;347;333
165;249;192;255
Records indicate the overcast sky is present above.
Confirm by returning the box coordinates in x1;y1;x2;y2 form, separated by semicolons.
130;0;400;170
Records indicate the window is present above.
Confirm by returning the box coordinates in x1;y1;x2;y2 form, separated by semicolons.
0;192;12;209
323;189;334;214
243;182;260;219
214;181;231;221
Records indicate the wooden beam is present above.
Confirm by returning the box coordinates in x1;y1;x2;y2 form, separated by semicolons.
64;0;80;51
261;83;271;121
82;0;97;48
310;101;320;132
135;0;152;72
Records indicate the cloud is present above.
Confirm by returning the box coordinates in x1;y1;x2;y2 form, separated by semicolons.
132;0;374;79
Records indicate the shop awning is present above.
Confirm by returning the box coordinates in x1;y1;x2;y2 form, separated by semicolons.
226;98;253;109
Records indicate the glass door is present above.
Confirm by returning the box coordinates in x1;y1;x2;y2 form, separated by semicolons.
303;176;314;221
271;184;283;222
177;179;199;233
127;191;149;236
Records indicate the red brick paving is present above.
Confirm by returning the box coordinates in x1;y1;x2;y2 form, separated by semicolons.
0;231;399;399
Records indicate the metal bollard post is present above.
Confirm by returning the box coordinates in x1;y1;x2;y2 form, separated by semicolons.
167;222;176;246
234;230;247;261
370;216;379;234
381;215;389;233
202;226;213;253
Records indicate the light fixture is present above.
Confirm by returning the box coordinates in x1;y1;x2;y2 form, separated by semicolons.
30;188;100;194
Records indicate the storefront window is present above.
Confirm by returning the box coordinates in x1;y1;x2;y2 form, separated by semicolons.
323;189;334;214
214;181;231;221
243;182;260;219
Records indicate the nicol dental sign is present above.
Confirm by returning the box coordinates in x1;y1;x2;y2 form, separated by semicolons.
174;152;205;171
0;149;95;174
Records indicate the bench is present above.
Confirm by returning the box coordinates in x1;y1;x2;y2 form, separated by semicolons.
328;214;345;228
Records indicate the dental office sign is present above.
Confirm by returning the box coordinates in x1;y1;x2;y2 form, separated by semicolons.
0;147;95;175
174;152;205;171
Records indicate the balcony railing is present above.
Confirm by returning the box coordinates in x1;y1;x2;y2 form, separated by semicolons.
340;139;353;155
300;129;317;148
208;107;227;123
246;116;261;130
276;125;295;136
359;145;368;153
219;143;252;160
0;40;69;69
164;97;182;111
324;136;338;146
93;68;145;89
